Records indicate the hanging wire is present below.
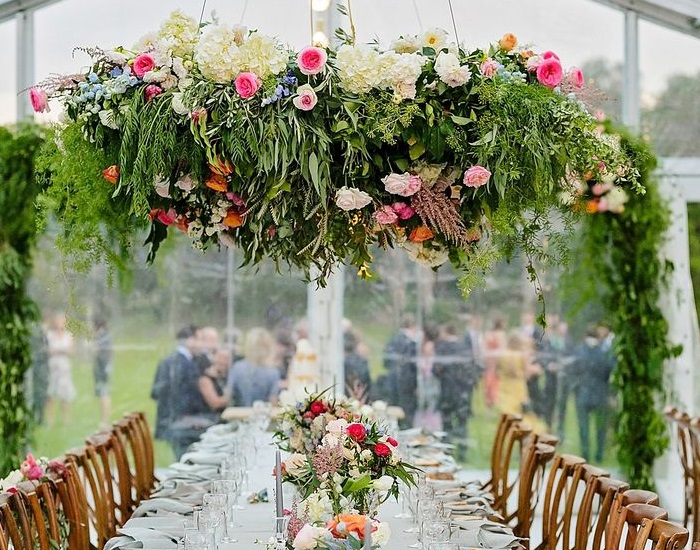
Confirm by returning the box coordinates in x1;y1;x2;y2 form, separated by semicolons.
412;0;424;31
198;0;208;26
239;0;249;24
447;0;460;46
310;0;315;44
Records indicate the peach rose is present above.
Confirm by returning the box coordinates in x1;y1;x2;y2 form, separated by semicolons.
498;33;518;52
409;226;434;243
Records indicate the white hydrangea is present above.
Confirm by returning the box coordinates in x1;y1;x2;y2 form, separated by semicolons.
434;51;471;87
239;32;289;78
134;32;158;54
194;24;243;83
335;44;385;94
158;10;200;58
382;52;425;99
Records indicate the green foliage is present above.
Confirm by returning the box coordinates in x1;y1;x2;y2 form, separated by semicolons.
567;126;680;489
0;124;44;473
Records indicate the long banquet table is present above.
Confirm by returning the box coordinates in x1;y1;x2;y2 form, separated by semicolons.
104;422;519;550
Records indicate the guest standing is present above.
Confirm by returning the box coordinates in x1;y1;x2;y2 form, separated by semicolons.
196;347;232;416
28;318;49;424
227;327;281;406
344;330;371;403
93;316;113;429
45;313;75;426
382;315;418;428
482;317;507;408
414;323;441;431
573;326;615;462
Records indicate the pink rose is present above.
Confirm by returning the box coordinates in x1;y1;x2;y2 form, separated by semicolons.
153;208;178;226
235;72;261;99
391;202;415;220
132;53;155;78
297;46;328;76
29;88;50;113
145;84;163;102
26;465;44;480
542;51;560;61
536;58;563;88
374;205;399;225
566;66;584;89
463;165;491;188
480;58;499;79
591;182;613;196
292;84;318;111
382;173;422;197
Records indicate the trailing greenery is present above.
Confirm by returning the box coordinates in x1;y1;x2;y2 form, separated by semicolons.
0;124;44;473
568;125;681;489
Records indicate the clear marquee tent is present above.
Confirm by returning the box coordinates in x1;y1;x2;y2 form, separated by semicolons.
1;0;700;512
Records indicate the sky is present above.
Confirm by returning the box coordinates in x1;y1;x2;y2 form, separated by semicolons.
1;0;699;124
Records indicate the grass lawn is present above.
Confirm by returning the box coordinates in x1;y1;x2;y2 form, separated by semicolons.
29;328;618;472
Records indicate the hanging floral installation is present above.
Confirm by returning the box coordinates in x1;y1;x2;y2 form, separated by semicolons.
35;10;639;289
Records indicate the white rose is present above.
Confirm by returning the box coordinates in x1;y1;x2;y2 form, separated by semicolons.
284;453;309;477
372;475;394;492
171;92;189;116
382;173;421;196
372;400;387;412
293;524;327;550
335;186;372;211
154;176;171;198
326;418;349;434
360;449;373;462
373;522;391;547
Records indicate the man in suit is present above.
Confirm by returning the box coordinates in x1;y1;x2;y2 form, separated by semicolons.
573;325;615;462
150;325;200;458
383;315;418;428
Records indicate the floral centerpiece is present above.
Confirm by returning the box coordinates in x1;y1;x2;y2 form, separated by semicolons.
35;10;639;289
290;514;390;550
276;394;416;516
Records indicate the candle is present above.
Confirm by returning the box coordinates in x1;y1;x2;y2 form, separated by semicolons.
364;518;371;550
275;450;284;523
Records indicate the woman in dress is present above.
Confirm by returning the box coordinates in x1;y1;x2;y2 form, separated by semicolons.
227;328;281;406
45;313;75;425
482;317;507;408
197;347;233;416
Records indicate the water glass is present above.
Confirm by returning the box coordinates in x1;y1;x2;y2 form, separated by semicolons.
422;520;451;546
183;527;211;550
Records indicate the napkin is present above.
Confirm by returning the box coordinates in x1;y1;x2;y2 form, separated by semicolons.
131;498;193;518
180;451;228;466
456;521;524;549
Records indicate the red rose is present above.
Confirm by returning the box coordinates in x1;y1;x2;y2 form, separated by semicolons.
346;423;367;442
387;437;398;447
309;401;327;416
374;443;391;457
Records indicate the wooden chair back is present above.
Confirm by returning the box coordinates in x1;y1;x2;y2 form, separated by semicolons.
632;518;689;550
535;454;587;550
492;421;534;520
115;415;152;502
61;456;91;549
607;502;668;550
512;442;556;547
582;477;630;550
0;491;32;550
125;412;157;495
665;408;695;532
87;430;136;526
66;445;118;548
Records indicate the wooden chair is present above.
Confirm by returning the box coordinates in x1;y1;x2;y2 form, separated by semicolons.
491;420;534;520
687;418;700;542
665;407;696;540
632;518;689;550
607;502;668;550
115;414;153;502
125;412;158;496
87;430;137;526
0;491;32;550
511;442;557;546
581;477;630;550
61;456;92;549
66;445;118;548
534;454;588;550
483;414;523;492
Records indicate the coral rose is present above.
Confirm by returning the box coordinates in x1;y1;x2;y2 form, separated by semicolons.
235;72;261;99
463;165;491;188
328;515;373;540
408;226;434;243
103;165;120;185
132;53;155;78
498;33;518;52
536;58;563;88
297;46;328;75
223;210;244;228
346;423;367;442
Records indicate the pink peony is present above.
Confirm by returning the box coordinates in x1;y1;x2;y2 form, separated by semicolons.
536;58;563;88
374;205;399;225
132;53;155;78
235;72;261;99
29;88;50;113
145;84;163;102
542;50;560;61
463;165;491;188
480;58;499;79
297;46;328;76
391;202;415;220
292;84;318;111
566;66;584;89
382;173;422;197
